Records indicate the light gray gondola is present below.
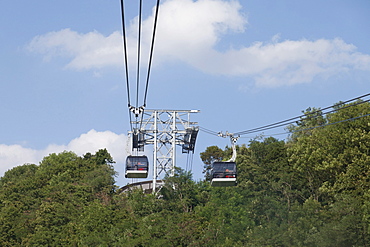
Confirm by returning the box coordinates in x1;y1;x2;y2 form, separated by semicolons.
211;161;237;187
125;155;149;178
210;134;238;187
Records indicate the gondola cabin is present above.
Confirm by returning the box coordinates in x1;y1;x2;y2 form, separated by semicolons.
125;156;149;178
211;161;237;187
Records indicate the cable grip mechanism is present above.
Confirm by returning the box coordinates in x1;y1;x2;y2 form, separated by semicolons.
129;105;145;117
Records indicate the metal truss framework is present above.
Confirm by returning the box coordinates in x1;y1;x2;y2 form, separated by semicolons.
130;109;199;192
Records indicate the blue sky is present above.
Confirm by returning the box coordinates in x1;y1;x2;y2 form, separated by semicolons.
1;0;370;186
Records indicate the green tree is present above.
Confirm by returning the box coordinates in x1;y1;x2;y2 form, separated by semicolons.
0;149;118;246
287;101;370;245
200;145;224;181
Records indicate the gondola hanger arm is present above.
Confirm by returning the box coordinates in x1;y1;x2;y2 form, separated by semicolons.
218;131;239;162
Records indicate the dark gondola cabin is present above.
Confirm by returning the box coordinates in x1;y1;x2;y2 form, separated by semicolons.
211;161;237;187
125;156;149;178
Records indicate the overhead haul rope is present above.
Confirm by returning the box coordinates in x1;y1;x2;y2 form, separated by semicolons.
139;0;161;129
268;112;370;137
120;0;133;131
234;92;370;136
199;126;220;137
136;0;143;112
143;0;161;107
120;0;161;132
199;92;370;138
234;98;370;136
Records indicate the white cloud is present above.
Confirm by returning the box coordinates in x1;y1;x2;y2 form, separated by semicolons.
213;38;370;87
27;29;124;70
0;144;38;169
26;0;370;87
0;130;129;178
153;0;246;61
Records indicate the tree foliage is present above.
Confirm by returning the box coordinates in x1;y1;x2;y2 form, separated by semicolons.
200;145;224;181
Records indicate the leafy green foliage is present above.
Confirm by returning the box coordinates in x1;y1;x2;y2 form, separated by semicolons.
200;145;224;181
0;149;116;246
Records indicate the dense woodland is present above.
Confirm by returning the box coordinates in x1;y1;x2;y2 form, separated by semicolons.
1;101;370;246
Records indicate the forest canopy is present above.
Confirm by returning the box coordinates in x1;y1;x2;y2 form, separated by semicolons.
1;101;370;246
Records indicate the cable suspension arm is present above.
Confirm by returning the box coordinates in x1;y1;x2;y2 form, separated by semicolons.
218;131;239;162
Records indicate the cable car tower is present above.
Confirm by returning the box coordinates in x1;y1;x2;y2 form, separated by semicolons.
119;0;200;193
130;109;199;192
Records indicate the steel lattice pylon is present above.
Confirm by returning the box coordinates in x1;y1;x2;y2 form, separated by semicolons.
130;109;199;192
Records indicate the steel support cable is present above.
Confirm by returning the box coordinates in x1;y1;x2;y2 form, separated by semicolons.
235;94;370;135
273;112;370;137
199;126;219;135
234;100;370;136
186;151;189;172
199;93;370;138
204;112;370;142
143;0;161;108
234;93;370;136
138;0;161;131
199;126;220;136
187;151;194;172
238;112;370;139
120;0;133;130
190;151;194;171
235;98;370;136
135;0;143;110
120;0;162;149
